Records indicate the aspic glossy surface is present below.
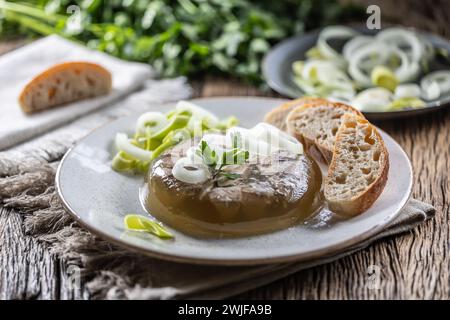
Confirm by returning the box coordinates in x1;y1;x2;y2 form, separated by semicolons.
145;140;323;238
56;97;413;265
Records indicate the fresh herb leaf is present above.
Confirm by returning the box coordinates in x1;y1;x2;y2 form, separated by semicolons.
220;172;241;180
0;0;362;84
196;140;249;180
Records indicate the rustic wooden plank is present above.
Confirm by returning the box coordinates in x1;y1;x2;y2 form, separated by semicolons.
0;206;87;300
0;207;58;299
192;78;449;300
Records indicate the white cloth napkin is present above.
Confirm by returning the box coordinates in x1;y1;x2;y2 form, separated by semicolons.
0;35;153;150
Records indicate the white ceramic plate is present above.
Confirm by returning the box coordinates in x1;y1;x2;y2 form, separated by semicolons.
56;97;412;266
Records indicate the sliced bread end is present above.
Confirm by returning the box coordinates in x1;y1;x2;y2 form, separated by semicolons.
19;61;112;114
324;113;389;216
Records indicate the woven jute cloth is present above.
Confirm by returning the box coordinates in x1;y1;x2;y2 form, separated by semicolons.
0;89;435;299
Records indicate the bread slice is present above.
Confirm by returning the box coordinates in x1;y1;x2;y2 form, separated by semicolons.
285;100;363;163
324;114;389;216
263;97;327;131
19;62;112;114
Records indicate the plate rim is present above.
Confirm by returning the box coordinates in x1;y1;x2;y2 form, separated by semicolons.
262;25;450;119
55;96;413;266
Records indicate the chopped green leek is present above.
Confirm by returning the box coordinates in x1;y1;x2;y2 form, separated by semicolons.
112;103;238;174
166;110;177;119
111;151;150;173
371;65;399;92
151;128;191;160
124;215;174;239
292;61;305;76
388;97;425;110
150;114;191;141
111;151;149;174
216;116;239;131
305;46;325;60
112;152;135;171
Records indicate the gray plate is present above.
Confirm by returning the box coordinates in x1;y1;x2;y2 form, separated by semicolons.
263;26;450;120
56;97;412;266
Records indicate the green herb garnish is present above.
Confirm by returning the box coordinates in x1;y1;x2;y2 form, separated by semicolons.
195;135;249;180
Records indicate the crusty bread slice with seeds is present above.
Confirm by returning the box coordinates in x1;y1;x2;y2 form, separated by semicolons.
285;100;363;163
19;62;112;114
324;113;389;216
263;97;328;131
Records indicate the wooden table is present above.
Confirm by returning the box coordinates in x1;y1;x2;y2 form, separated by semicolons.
1;6;449;298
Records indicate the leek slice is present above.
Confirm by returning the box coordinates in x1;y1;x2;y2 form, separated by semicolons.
150;114;191;141
371;65;398;91
111;151;135;171
151;128;191;160
115;133;153;162
124;214;174;239
394;84;422;99
421;70;450;100
352;88;393;112
292;60;305;76
317;26;358;61
305;46;325;59
216;116;239;131
376;28;426;64
136;112;168;136
388;97;425;110
176;100;220;128
343;35;373;61
250;123;303;154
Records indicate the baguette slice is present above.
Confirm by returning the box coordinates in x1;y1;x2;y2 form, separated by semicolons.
263;97;327;131
324;114;389;216
285;100;363;163
19;62;112;114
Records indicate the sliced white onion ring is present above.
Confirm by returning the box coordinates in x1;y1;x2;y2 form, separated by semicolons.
172;157;211;184
348;42;419;87
115;133;153;162
343;35;374;61
376;28;425;63
201;133;227;148
300;60;355;98
136;112;168;135
420;70;450;100
348;41;390;87
394;84;422;99
293;76;317;95
317;26;358;61
226;127;273;156
185;146;204;165
327;88;356;102
250;123;303;154
352;88;393;112
391;47;420;83
176;100;219;127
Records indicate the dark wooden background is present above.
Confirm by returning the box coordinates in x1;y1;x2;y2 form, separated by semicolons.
0;0;449;299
